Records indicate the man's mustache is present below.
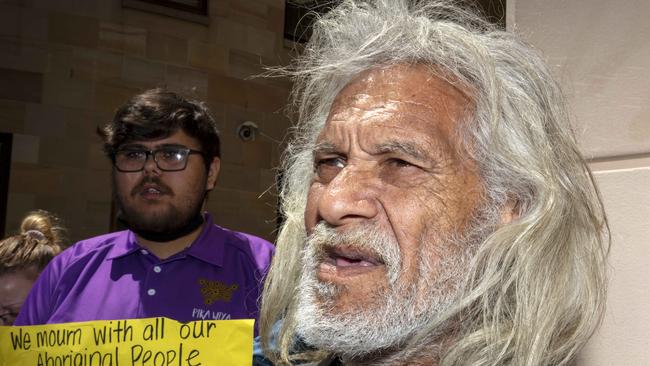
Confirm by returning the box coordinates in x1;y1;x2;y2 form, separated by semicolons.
130;176;173;196
305;222;402;284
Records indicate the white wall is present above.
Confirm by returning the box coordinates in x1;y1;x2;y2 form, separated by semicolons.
510;1;650;364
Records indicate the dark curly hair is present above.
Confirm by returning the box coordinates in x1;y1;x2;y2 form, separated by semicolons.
97;88;221;167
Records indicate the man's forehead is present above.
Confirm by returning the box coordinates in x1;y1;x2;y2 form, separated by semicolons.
120;129;199;148
320;64;472;151
332;64;471;107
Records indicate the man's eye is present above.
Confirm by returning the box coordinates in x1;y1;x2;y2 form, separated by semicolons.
160;149;184;161
387;158;415;168
124;151;145;160
315;157;346;182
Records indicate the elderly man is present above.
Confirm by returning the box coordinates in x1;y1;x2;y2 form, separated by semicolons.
258;0;608;365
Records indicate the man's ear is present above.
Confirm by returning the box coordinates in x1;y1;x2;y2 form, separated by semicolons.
499;200;520;225
205;157;220;190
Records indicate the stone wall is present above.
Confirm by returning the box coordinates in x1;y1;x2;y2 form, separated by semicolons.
510;0;650;363
0;0;292;242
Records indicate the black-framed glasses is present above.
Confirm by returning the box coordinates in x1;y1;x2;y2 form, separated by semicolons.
112;146;204;172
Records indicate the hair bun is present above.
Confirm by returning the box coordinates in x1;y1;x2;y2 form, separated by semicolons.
19;210;66;249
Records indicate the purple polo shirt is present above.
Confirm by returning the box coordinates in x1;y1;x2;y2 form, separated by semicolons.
15;213;274;334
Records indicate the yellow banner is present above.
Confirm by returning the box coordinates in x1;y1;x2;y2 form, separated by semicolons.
0;317;253;366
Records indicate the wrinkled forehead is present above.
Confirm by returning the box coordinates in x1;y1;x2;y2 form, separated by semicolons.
334;63;470;102
324;64;473;143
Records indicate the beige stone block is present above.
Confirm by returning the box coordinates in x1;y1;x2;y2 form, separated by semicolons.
246;81;288;113
95;50;123;83
70;48;97;82
65;109;99;140
47;46;102;83
211;17;246;48
0;99;26;134
24;104;67;138
39;137;88;168
164;65;208;99
259;168;279;195
87;142;111;171
270;142;284;167
206;101;226;128
48;12;99;48
241;139;273;169
123;8;208;42
515;0;650;158
220;135;244;166
0;67;43;103
99;21;147;56
579;167;650;366
94;82;139;114
227;49;290;87
46;45;74;78
8;162;65;196
19;6;48;41
122;56;166;89
229;2;268;29
266;5;284;33
4;192;36;236
207;186;278;240
83;169;111;202
262;111;292;143
188;41;228;74
0;4;19;38
217;163;261;192
244;26;277;59
146;32;188;65
208;74;247;107
209;0;230;18
0;39;48;73
255;0;284;8
84;199;112;232
41;73;93;109
11;134;39;165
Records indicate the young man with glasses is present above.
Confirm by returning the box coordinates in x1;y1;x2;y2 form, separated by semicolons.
15;89;274;333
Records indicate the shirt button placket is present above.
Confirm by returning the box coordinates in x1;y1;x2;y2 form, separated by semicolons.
142;249;158;297
147;264;163;297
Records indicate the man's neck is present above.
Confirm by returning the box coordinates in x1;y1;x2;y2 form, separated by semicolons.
135;222;205;259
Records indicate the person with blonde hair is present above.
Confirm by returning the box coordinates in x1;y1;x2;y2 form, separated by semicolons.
0;210;66;325
258;0;609;365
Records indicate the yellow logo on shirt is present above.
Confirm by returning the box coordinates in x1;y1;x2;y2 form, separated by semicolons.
198;279;239;305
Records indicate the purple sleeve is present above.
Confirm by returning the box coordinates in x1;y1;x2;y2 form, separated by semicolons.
14;252;66;325
245;236;275;337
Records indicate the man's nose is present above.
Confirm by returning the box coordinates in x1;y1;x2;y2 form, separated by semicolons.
317;166;379;226
142;152;161;175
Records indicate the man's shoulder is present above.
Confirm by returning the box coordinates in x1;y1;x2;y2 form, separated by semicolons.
213;225;275;269
55;230;131;266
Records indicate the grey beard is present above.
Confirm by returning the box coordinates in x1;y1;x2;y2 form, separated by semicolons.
294;220;491;360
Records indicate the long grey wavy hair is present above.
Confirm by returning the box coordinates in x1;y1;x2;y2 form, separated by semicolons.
260;0;609;365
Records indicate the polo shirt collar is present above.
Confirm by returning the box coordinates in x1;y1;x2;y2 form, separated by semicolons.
186;213;224;267
106;230;141;260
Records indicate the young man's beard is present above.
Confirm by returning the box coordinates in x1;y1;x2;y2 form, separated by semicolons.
114;176;206;242
294;213;497;360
